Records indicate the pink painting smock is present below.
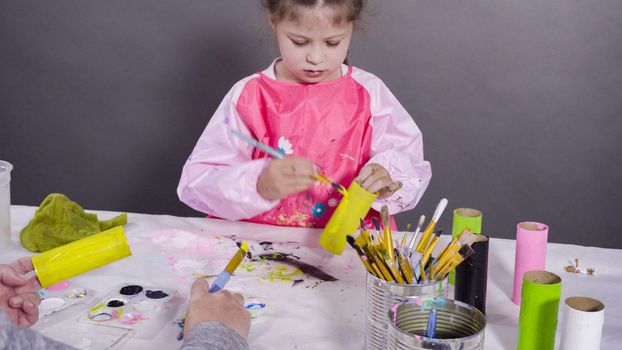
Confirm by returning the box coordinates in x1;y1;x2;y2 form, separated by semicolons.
178;60;431;228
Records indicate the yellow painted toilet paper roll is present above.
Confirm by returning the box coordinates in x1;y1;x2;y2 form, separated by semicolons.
32;225;132;288
319;180;377;255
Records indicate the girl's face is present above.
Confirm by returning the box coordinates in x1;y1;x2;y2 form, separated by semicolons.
271;6;354;84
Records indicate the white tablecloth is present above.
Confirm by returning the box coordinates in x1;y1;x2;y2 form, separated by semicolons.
1;205;620;349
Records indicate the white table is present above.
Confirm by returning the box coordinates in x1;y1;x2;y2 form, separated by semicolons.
1;205;620;349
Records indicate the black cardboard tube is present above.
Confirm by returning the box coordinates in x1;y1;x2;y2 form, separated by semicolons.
455;234;489;314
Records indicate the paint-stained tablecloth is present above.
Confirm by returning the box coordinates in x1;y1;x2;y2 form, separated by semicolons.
1;205;621;350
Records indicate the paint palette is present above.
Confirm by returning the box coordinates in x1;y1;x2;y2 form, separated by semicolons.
38;281;96;318
79;283;177;330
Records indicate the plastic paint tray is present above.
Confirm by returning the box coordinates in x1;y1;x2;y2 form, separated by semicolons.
38;281;96;318
79;283;177;330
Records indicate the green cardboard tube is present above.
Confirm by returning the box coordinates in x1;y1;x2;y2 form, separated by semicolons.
449;208;482;284
517;270;562;350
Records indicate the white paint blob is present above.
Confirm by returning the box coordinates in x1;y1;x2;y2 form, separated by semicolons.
40;297;66;310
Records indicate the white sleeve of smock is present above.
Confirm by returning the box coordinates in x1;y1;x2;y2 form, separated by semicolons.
177;78;279;220
362;76;432;214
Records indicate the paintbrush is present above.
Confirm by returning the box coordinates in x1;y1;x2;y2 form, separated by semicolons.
178;241;248;340
380;205;395;264
435;244;475;279
231;129;284;159
396;233;406;248
356;218;370;248
395;247;414;284
407;215;426;254
399;223;410;249
209;241;249;292
346;235;377;277
231;129;346;195
428;256;438;281
425;309;437;338
434;229;478;270
418;230;443;282
356;234;385;279
366;242;396;282
386;260;405;284
314;173;348;196
371;217;383;245
414;199;448;255
363;218;380;244
407;215;426;271
457;228;479;246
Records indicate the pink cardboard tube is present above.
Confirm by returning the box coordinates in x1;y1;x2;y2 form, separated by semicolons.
512;222;548;305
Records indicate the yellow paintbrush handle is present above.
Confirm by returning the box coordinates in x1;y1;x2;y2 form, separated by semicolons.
384;227;394;262
370;262;383;278
415;221;436;254
399;257;414;284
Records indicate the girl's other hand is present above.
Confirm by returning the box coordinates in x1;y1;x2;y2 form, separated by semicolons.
356;163;402;199
257;158;315;200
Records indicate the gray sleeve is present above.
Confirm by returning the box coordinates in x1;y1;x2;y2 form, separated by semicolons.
181;321;249;350
0;310;77;350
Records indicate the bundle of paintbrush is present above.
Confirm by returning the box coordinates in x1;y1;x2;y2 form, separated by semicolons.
346;199;479;284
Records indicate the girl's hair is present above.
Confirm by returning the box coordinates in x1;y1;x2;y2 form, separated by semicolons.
262;0;364;25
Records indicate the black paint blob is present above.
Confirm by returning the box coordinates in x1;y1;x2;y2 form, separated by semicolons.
259;241;274;251
107;299;125;307
146;290;169;299
292;279;304;287
119;285;143;295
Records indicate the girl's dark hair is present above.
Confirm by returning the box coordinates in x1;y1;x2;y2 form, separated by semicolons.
262;0;364;25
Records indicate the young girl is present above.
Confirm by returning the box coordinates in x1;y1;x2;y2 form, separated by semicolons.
178;0;431;228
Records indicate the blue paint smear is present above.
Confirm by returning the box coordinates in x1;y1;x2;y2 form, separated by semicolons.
245;302;266;310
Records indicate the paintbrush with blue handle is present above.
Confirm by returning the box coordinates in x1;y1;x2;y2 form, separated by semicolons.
230;129;347;195
177;241;248;341
425;308;437;338
209;241;248;293
231;129;285;159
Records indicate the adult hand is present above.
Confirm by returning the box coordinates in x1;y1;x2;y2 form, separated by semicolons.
0;257;42;327
257;158;315;200
356;163;402;199
183;279;250;340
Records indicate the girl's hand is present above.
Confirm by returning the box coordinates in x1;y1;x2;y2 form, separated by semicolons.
257;158;315;200
356;163;402;199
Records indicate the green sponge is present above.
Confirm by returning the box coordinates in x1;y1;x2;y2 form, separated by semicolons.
20;193;127;252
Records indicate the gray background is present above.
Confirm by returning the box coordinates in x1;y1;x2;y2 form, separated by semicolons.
1;1;621;248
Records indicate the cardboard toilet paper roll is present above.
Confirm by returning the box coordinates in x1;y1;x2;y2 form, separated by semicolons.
454;234;489;314
32;225;132;287
517;270;562;350
559;296;605;350
449;208;482;284
320;180;377;254
512;221;548;305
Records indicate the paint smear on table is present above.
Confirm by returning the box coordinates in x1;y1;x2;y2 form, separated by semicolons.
256;252;338;282
266;266;303;282
145;229;220;255
46;281;70;291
